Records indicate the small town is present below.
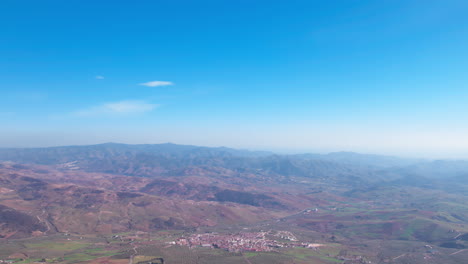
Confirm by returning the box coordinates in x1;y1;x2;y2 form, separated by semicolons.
171;231;322;252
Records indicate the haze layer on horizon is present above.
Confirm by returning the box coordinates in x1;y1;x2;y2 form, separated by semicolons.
1;0;468;159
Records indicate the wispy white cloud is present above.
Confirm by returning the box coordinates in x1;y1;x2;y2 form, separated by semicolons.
95;75;105;79
139;81;173;87
73;100;158;117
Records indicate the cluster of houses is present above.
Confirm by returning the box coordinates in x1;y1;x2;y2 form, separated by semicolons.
272;231;298;241
171;231;322;252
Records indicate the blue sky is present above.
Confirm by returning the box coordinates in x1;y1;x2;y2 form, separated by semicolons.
1;0;468;157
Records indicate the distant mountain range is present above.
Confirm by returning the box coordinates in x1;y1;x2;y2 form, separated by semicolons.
0;143;376;181
1;143;468;181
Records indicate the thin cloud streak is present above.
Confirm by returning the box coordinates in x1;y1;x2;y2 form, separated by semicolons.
139;81;173;87
73;100;159;117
